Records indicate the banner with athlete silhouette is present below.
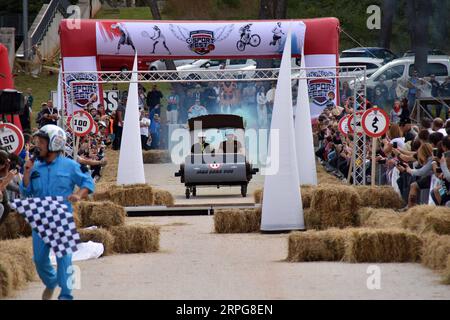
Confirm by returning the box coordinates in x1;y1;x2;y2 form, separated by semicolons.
96;21;306;57
59;18;340;117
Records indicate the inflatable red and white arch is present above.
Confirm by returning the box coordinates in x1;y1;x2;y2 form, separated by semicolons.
59;18;340;117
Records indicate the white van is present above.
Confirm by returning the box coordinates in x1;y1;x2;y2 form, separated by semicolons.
364;55;450;95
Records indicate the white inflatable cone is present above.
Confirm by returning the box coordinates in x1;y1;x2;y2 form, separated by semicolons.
295;48;318;185
117;54;146;185
261;24;304;232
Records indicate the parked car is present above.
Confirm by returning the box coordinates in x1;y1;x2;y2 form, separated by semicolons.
177;59;257;80
352;55;450;99
149;59;196;70
339;57;384;79
403;49;448;57
340;47;398;63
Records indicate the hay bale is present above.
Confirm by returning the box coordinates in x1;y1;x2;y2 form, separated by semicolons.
0;212;31;240
214;208;261;233
0;238;35;298
355;186;404;209
253;185;316;209
443;256;450;285
401;205;436;233
357;207;403;229
78;228;115;256
152;189;175;207
287;229;348;262
142;150;172;163
402;206;450;235
424;208;450;235
343;228;422;263
310;184;361;229
304;208;321;230
253;189;263;204
109;225;160;254
421;234;450;270
94;184;154;207
78;201;126;228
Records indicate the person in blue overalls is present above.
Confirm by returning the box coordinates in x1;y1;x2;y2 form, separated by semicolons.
20;124;95;300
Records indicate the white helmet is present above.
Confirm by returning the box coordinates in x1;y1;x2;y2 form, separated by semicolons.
34;124;67;152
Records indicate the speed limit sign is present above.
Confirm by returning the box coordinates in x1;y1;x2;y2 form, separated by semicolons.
68;110;94;137
338;115;350;137
0;123;24;155
347;111;365;136
362;108;390;138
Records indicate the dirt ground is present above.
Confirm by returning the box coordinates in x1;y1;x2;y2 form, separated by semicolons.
7;164;450;300
8;215;450;300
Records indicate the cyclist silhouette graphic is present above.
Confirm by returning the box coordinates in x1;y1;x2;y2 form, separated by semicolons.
236;23;261;51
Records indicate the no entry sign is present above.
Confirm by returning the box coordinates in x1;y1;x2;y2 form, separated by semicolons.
0;123;24;155
68;110;94;137
362;108;390;138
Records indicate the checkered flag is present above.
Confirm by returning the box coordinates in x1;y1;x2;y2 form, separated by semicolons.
10;196;80;258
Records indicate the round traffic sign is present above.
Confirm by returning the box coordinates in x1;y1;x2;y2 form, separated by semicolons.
347;111;364;136
362;107;390;138
0;123;24;155
338;115;350;137
68;110;94;137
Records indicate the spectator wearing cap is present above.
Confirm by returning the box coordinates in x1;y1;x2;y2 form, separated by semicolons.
38;100;59;128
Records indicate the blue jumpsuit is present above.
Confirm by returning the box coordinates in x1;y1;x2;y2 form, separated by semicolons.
20;155;95;300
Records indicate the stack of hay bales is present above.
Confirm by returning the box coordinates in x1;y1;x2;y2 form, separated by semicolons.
142;150;172;164
214;208;261;233
357;207;403;229
75;200;160;255
287;228;422;263
355;186;404;209
93;184;154;207
0;238;35;298
309;185;361;229
402;206;450;235
0;212;31;240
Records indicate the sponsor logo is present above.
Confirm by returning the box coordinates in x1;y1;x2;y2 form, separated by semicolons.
209;163;221;170
187;30;215;55
65;73;98;108
307;70;336;106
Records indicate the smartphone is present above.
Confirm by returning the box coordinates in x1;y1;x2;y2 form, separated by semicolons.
378;159;386;164
392;142;398;149
444;151;450;159
436;167;443;174
433;148;439;157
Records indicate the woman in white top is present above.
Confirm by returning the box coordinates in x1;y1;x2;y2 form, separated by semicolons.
256;86;268;128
